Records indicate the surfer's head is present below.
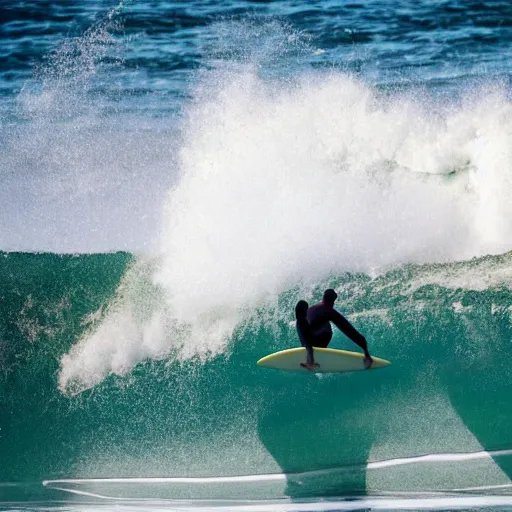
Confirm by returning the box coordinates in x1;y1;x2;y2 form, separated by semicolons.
323;289;338;305
295;300;309;319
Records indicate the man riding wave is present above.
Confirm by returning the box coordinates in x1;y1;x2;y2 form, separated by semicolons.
295;289;373;371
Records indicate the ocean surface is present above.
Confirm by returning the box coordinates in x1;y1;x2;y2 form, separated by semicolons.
1;1;512;511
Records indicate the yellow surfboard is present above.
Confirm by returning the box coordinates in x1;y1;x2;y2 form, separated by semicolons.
257;347;391;373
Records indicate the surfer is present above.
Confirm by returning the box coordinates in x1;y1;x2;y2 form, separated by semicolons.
295;289;373;371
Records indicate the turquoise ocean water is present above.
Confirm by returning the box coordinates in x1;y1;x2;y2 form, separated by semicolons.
2;1;512;510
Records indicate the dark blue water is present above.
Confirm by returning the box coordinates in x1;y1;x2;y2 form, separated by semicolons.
3;1;512;102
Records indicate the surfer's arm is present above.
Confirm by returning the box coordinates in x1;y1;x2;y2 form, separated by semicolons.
330;310;368;352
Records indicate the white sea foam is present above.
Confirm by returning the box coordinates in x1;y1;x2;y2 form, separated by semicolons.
59;67;512;392
156;71;512;305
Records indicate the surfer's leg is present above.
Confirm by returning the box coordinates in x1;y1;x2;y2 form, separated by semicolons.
315;333;332;348
297;323;315;366
301;338;315;367
295;301;315;367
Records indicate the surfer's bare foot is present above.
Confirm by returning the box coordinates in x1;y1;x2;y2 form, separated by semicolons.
300;361;319;371
364;355;373;370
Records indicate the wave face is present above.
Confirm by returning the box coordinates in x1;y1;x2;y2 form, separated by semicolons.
1;250;512;501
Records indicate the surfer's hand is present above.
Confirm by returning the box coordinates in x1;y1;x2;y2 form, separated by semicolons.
364;355;373;370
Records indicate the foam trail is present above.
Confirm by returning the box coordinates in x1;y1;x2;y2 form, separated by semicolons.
59;68;512;391
41;448;512;488
41;448;512;502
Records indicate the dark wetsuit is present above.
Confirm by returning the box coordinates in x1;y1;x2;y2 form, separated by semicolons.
296;300;368;360
295;300;315;365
